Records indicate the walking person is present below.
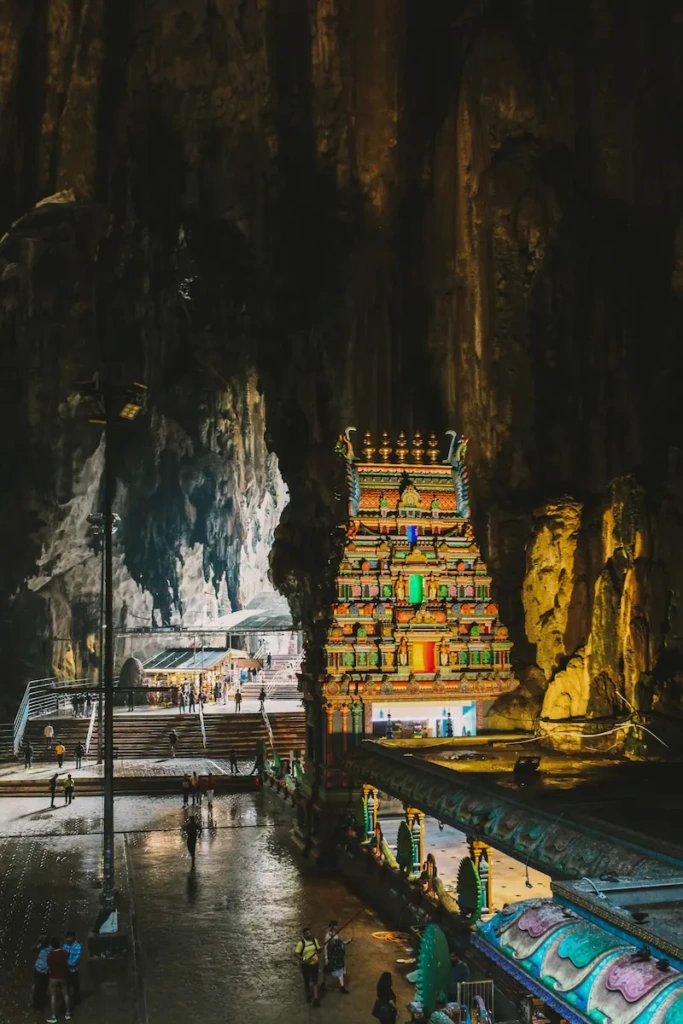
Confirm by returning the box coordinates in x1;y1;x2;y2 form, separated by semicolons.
32;934;52;1010
191;771;199;805
206;772;216;812
128;688;134;712
295;927;321;1007
85;693;93;717
169;728;178;758
63;774;75;805
230;748;239;774
323;920;349;993
234;689;242;714
23;740;33;769
181;773;191;807
74;740;84;770
189;690;196;713
44;722;55;751
258;686;266;712
197;774;207;805
49;774;58;808
63;931;81;1006
55;741;66;769
178;690;186;714
46;937;72;1022
183;814;201;867
72;695;79;717
373;972;398;1024
267;652;272;671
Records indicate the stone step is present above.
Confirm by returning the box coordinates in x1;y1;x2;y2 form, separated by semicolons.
0;774;258;797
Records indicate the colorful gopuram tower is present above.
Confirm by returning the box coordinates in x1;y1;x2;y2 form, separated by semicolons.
298;428;518;841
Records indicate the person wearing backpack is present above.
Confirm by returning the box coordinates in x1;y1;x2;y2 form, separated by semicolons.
295;927;321;1007
324;920;349;994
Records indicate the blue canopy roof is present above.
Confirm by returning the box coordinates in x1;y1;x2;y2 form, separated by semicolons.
474;898;683;1024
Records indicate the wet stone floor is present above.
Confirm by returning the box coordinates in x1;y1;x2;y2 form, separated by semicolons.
0;794;413;1024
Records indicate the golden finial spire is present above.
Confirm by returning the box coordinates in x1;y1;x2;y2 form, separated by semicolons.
362;431;375;461
395;430;408;463
427;432;440;463
411;430;425;462
378;431;392;463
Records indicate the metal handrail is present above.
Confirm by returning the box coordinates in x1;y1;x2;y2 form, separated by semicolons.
13;686;31;755
198;699;207;749
85;700;98;755
13;676;94;755
261;706;275;755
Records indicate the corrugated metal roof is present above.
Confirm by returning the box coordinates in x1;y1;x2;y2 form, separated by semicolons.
142;648;232;672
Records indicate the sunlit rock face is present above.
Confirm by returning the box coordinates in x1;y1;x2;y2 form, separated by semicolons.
1;2;682;740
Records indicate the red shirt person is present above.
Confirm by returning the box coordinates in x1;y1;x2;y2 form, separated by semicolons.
47;939;71;1022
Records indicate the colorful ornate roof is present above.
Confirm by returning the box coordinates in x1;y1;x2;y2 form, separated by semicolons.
323;429;517;703
475;898;683;1024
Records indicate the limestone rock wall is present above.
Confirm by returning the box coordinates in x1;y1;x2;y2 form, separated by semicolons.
0;1;682;739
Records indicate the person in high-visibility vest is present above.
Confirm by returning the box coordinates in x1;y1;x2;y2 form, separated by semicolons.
295;928;321;1006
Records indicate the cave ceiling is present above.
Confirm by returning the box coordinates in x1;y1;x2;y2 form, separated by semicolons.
0;0;681;734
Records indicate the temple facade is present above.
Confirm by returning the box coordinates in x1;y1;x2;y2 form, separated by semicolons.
296;427;518;843
322;428;516;735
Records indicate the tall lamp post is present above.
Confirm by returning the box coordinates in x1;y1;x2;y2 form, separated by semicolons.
87;510;120;766
81;375;147;929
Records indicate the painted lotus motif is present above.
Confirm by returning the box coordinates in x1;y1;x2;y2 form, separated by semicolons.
587;952;683;1024
542;924;629;991
492;808;524;839
605;954;677;1003
517;901;576;939
501;901;578;961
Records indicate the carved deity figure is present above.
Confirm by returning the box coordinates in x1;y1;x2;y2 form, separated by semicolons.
439;639;450;666
379;491;389;517
397;637;409;667
427;576;439;602
430;496;440;518
395;575;407;602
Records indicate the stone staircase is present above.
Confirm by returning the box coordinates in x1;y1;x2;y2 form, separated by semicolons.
24;717;93;760
22;711;305;762
202;712;304;758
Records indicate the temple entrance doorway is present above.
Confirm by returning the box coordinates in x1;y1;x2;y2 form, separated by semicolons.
371;700;477;738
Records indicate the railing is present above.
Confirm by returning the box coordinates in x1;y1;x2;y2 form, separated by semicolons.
13;676;92;755
198;699;207;749
261;705;275;755
253;641;268;662
12;686;31;756
85;698;98;756
456;980;495;1022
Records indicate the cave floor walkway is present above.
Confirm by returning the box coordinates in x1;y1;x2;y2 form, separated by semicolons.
0;793;414;1024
